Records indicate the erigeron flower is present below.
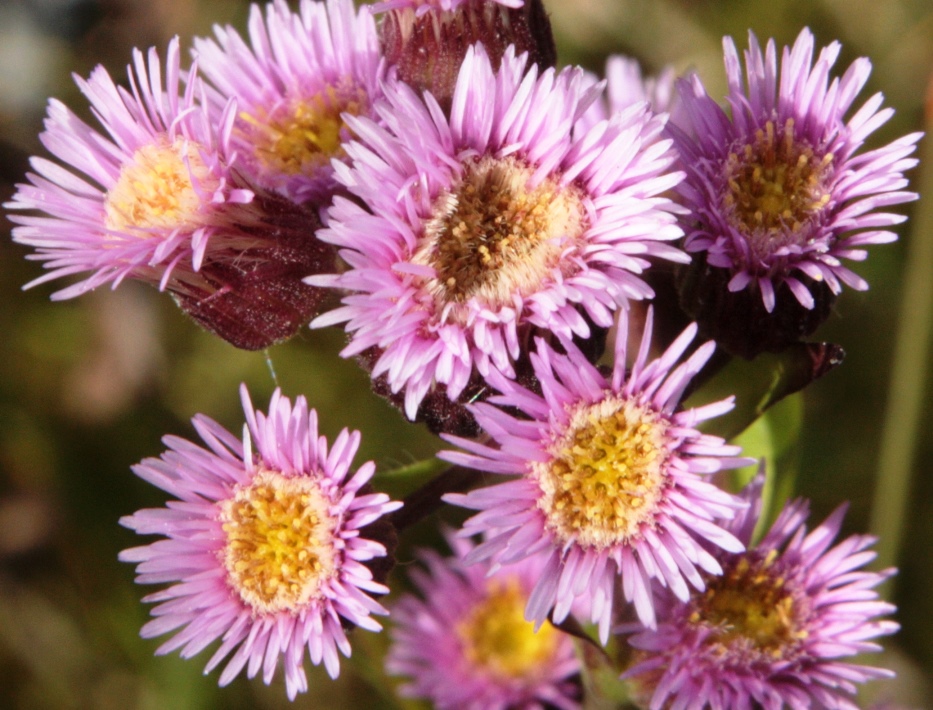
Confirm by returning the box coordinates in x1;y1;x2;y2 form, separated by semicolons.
386;534;581;710
311;45;686;418
194;0;385;206
442;308;750;641
579;55;678;133
7;38;334;349
119;385;401;699
624;474;899;710
671;28;920;313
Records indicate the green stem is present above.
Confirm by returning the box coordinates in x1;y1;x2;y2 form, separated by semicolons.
389;465;483;532
869;106;933;590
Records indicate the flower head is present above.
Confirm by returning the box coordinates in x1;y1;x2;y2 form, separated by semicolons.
6;38;333;349
312;46;686;418
579;56;678;133
386;534;581;710
6;39;253;300
442;308;750;641
624;474;899;710
119;385;401;699
671;28;920;312
194;0;385;205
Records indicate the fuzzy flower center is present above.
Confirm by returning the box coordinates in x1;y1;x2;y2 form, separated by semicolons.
241;78;368;178
414;154;586;312
691;550;806;657
455;576;560;680
535;397;670;548
722;118;834;256
104;140;216;233
219;469;338;614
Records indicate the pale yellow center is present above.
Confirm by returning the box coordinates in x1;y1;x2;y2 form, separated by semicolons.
241;78;368;177
534;397;669;548
413;155;586;313
723;118;834;255
690;550;807;657
455;576;560;680
219;470;337;614
104;140;215;233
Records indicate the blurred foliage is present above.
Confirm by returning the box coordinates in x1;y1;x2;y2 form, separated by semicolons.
0;0;930;707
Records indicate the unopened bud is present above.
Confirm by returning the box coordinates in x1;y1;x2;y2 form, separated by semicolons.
173;184;336;350
379;0;556;110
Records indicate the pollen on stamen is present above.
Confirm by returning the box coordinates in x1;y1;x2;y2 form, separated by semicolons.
104;140;217;234
533;396;670;549
219;469;338;614
455;576;561;681
240;79;368;180
413;154;587;315
721;118;834;258
691;550;805;660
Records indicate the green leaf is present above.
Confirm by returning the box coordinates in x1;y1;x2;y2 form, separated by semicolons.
690;342;843;441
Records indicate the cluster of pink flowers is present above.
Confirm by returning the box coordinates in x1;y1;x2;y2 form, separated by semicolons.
6;0;919;707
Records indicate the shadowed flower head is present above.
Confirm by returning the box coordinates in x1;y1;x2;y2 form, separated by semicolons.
624;474;899;710
119;385;401;699
386;534;581;710
442;308;750;641
194;0;385;206
311;45;686;418
6;38;335;349
671;28;921;313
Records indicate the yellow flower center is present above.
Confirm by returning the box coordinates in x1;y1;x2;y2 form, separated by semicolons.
534;397;670;548
219;469;338;614
241;78;368;178
413;154;587;314
455;576;561;680
722;118;834;257
690;550;807;658
104;139;216;233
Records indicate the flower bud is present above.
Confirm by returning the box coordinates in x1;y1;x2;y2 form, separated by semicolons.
379;0;556;110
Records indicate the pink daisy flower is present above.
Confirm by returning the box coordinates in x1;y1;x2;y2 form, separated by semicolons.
311;45;687;418
386;534;581;710
442;308;750;641
603;56;677;116
671;28;921;313
119;385;401;699
624;474;899;710
6;38;333;349
193;0;385;206
578;56;679;139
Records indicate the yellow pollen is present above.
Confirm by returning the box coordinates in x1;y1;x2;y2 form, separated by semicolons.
241;78;368;178
104;140;216;234
413;154;587;315
722;118;834;257
455;576;560;680
533;397;669;548
219;469;338;614
692;551;804;659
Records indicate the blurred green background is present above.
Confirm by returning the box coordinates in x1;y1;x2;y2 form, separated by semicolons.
0;0;930;707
